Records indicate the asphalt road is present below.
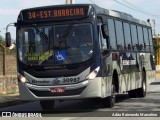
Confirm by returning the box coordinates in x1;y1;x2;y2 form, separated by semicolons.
0;77;160;118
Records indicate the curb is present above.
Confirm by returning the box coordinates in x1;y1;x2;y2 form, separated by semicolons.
0;100;22;108
0;94;20;108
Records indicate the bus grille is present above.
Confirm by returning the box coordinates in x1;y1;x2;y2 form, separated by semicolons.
29;87;86;97
25;66;88;78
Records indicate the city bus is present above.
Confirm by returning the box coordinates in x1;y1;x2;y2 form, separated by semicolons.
6;4;156;110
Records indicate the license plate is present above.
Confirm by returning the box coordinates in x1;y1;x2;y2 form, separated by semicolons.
49;88;65;93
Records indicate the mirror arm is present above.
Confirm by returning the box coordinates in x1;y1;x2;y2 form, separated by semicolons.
6;23;16;32
5;23;17;47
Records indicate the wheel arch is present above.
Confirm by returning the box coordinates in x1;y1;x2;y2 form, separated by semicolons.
142;67;146;82
142;67;146;73
112;69;119;93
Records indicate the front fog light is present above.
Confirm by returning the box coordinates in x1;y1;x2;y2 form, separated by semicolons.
18;75;27;83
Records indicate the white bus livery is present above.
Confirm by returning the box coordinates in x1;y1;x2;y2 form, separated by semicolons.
6;4;156;110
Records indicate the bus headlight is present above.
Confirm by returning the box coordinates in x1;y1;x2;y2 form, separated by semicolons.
18;74;27;83
86;66;100;80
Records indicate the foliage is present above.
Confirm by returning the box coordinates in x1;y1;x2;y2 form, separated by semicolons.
0;36;16;55
153;38;160;54
153;38;160;65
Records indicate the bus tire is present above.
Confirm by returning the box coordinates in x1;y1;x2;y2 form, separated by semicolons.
137;71;147;97
102;83;115;108
128;90;137;98
40;100;55;111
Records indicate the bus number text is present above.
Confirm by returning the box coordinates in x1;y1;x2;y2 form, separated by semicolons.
63;77;80;83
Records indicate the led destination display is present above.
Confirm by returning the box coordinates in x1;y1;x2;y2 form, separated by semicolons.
21;5;90;22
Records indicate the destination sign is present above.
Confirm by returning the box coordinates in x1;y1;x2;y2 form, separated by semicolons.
21;5;90;22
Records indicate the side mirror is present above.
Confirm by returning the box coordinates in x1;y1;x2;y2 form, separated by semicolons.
5;32;11;47
101;24;109;39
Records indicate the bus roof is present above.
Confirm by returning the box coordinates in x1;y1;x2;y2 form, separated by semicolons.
94;4;150;27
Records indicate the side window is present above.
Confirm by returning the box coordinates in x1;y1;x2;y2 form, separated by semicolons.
100;24;108;50
148;29;154;52
131;25;138;50
123;22;132;50
137;26;144;51
107;19;117;49
115;20;125;50
143;28;150;51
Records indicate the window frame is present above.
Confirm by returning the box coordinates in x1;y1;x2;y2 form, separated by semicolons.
143;27;150;51
115;20;125;50
137;26;145;51
131;24;138;51
123;22;132;50
107;18;117;50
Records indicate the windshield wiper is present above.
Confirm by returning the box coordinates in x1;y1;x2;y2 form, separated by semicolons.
35;28;49;43
34;27;51;51
58;23;74;49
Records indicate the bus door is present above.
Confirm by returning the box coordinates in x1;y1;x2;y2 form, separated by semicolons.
97;23;109;52
98;23;111;76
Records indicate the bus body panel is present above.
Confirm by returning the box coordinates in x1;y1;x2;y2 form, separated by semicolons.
18;77;104;100
14;4;156;107
102;50;156;94
18;64;115;100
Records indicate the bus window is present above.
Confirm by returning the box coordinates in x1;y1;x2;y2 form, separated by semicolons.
137;26;144;51
27;29;36;53
148;29;154;52
123;22;132;50
131;25;138;50
143;28;150;51
100;24;108;50
107;19;117;49
115;20;125;50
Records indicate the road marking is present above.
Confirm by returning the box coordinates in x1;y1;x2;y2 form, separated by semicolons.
61;117;77;120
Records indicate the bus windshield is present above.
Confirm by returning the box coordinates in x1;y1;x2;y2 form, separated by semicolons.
18;23;93;65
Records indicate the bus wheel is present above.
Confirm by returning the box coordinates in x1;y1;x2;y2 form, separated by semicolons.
137;71;147;97
40;100;55;111
128;90;137;98
102;83;115;108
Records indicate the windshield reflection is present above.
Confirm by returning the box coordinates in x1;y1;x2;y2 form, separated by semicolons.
18;23;93;65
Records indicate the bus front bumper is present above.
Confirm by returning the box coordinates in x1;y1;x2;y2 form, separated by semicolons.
18;78;102;100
